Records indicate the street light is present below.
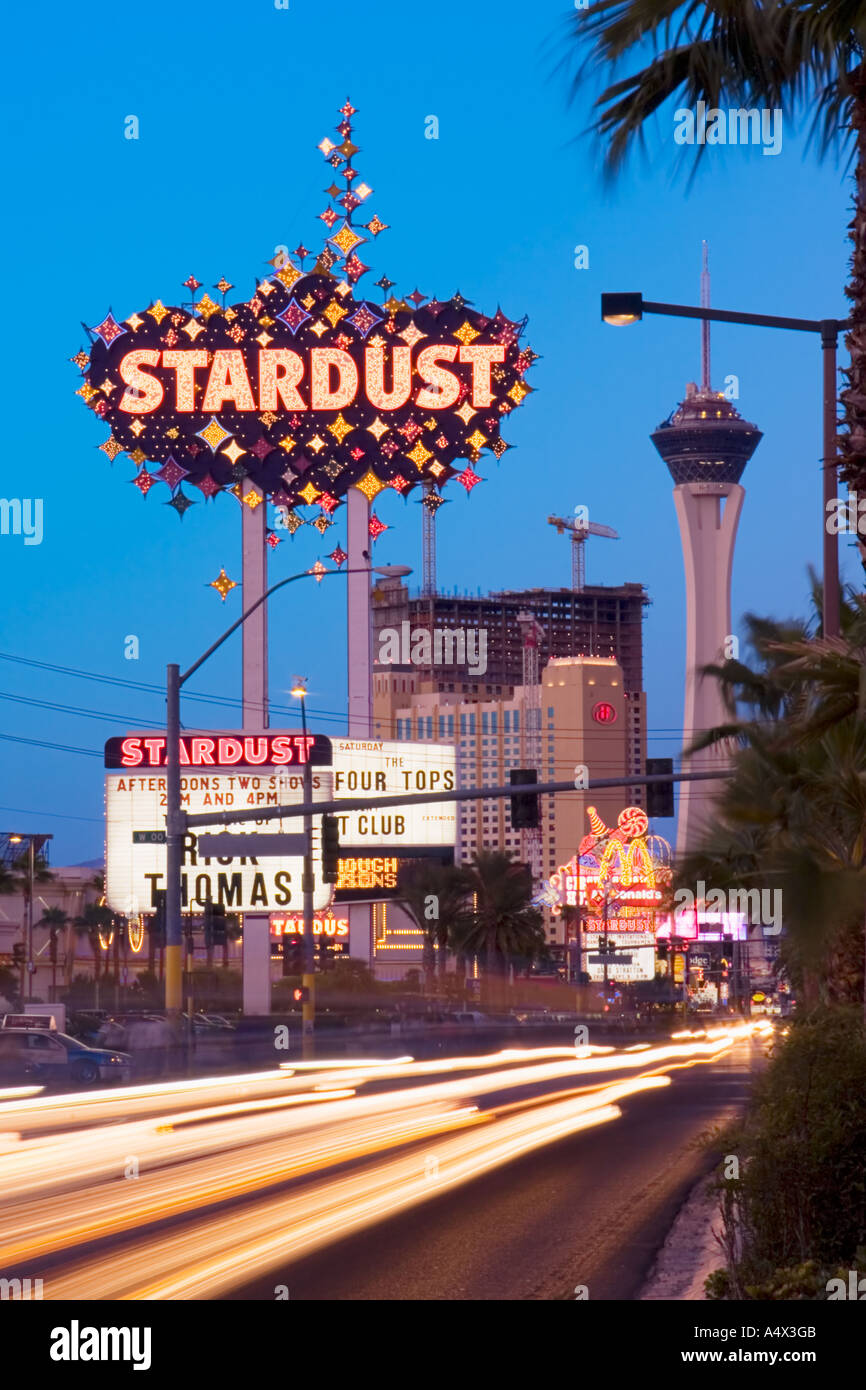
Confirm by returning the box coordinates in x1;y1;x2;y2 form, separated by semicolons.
290;677;316;1048
601;291;850;638
163;562;411;1015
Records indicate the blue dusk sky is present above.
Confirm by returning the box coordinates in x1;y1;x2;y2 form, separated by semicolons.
0;0;854;864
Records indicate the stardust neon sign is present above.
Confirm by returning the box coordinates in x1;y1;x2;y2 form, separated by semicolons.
104;732;331;768
117;344;507;415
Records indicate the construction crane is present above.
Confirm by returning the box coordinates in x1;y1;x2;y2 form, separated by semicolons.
547;514;619;591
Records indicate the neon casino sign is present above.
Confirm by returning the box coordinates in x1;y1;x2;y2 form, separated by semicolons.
74;101;535;522
536;806;672;933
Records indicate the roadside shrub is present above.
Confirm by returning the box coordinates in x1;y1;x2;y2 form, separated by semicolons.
707;1008;866;1297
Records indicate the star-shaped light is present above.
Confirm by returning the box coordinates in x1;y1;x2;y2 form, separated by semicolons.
167;491;195;517
298;481;321;505
222;439;246;467
365;215;389;237
241;487;263;510
367;417;388;441
328;546;348;567
355;469;384;500
328;414;353;444
195;293;221;321
368;514;388;540
183;276;202;292
215;278;234;296
390;474;411;493
198;417;231;452
312;515;333;535
210;568;237;600
196;474;222;499
133;470;156;496
323;298;348;327
90;313;126;346
345;254;370;284
406;440;433;470
70;350;90;370
347;303;381;337
421;490;447;513
456;466;482;492
147;301;170;325
182;318;205;340
308;559;328;583
266;531;282;548
153;456;188;490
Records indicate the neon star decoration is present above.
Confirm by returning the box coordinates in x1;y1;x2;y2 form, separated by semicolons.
78;101;534;519
210;567;237;600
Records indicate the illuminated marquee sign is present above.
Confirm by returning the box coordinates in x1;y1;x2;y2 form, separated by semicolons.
270;914;349;937
333;851;454;902
105;768;333;915
76;103;535;520
104;732;331;768
332;740;455;848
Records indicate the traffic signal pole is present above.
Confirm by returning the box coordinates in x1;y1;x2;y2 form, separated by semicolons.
301;748;316;1055
165;663;183;1015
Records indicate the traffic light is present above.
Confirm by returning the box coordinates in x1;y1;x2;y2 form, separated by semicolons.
203;902;227;947
510;769;539;829
283;935;304;975
292;986;310;1004
646;758;675;818
149;890;166;946
321;815;340;883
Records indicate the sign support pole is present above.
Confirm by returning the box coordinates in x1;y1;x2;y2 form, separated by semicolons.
242;483;268;730
346;486;373;964
165;663;183;1014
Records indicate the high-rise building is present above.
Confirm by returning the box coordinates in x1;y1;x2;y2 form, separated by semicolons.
374;588;644;960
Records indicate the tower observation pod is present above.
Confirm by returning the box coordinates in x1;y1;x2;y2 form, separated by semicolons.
649;249;762;854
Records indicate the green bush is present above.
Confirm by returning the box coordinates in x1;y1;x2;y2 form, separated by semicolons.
709;1008;866;1297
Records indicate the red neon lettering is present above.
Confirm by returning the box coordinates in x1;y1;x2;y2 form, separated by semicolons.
120;737;143;767
269;736;293;764
217;737;244;764
142;738;165;765
243;737;269;765
191;738;216;765
293;735;315;763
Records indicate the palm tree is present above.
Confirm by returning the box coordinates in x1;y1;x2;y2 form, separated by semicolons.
35;907;68;1001
454;851;546;994
396;861;474;989
565;1;866;525
677;584;866;1011
73;903;114;992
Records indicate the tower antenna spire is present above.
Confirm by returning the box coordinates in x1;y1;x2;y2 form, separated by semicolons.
700;240;711;393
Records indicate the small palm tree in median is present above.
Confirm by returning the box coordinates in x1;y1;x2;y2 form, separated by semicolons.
396;860;474;990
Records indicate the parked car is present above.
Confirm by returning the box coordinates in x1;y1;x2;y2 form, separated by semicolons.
0;1026;132;1087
